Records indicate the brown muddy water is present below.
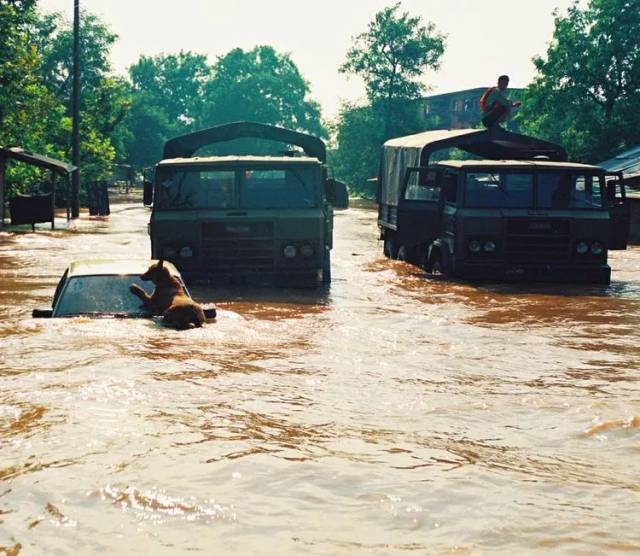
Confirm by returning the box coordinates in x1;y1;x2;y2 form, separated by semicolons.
1;202;639;555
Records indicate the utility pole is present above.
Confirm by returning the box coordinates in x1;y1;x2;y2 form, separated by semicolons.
71;0;80;218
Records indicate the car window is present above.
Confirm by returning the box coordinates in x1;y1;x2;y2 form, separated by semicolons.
54;275;155;316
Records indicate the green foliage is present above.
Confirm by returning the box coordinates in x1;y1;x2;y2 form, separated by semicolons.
196;46;326;155
333;3;444;195
124;51;211;166
330;103;385;198
340;2;445;137
36;10;130;181
518;0;640;162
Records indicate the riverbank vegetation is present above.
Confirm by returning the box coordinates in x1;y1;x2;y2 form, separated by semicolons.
1;0;639;201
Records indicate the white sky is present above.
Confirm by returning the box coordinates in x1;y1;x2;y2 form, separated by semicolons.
38;0;576;119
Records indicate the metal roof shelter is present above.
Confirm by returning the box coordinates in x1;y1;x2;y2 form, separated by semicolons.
0;147;77;228
380;128;568;206
598;144;640;188
163;121;327;163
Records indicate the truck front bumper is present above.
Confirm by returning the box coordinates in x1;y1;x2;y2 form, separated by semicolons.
455;261;611;284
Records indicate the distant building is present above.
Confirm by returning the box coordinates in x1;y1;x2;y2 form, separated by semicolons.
417;87;523;131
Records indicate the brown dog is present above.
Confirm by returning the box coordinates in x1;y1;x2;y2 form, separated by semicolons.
130;260;206;330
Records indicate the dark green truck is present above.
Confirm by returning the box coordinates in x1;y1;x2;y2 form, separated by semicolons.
377;128;630;284
144;122;348;286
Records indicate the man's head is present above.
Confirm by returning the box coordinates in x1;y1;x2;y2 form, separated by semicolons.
498;75;510;90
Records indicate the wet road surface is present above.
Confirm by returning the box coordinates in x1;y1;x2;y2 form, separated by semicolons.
1;202;639;554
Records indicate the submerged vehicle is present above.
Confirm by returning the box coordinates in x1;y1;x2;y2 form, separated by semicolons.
143;122;348;286
377;128;630;284
32;259;216;319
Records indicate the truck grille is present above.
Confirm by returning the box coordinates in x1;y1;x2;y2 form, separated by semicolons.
201;221;274;272
505;219;571;263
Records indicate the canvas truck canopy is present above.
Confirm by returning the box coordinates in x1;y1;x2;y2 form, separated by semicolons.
163;121;326;163
379;128;567;206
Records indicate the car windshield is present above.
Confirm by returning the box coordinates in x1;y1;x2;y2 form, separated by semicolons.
537;173;603;209
54;275;155;317
155;166;317;210
465;172;533;208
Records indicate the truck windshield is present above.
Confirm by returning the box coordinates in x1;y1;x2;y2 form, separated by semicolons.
156;169;235;210
537;173;603;209
155;167;317;209
241;168;317;208
465;172;533;208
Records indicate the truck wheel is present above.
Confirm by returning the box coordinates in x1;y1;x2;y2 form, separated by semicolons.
397;245;417;264
322;249;331;284
383;235;398;259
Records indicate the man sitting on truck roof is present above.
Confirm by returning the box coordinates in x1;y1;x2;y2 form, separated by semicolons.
480;75;522;129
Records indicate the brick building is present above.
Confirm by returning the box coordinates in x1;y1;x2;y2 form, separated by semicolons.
417;87;523;130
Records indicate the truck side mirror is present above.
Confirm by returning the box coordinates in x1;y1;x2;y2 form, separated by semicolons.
32;308;53;318
326;178;349;209
143;180;153;206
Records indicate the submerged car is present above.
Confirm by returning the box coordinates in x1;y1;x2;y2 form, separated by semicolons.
32;259;216;319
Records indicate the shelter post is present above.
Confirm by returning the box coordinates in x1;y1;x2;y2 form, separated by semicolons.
0;154;5;227
50;169;56;229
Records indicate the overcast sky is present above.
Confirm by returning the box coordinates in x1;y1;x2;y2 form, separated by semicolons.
38;0;577;119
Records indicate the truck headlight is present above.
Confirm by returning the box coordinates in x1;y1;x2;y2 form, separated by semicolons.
468;240;481;253
283;245;297;258
590;242;603;255
300;244;314;257
483;240;496;253
575;241;589;255
179;246;193;258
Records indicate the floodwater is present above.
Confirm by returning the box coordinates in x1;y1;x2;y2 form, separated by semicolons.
1;201;639;555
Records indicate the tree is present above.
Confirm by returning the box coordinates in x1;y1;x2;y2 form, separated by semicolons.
35;10;131;181
197;46;325;155
518;0;640;162
0;1;67;195
340;2;445;137
124;51;211;166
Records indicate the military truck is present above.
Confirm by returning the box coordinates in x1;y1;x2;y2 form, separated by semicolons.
143;122;348;286
377;128;630;284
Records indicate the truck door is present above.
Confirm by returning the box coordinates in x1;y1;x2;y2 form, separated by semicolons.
605;172;630;250
397;167;442;254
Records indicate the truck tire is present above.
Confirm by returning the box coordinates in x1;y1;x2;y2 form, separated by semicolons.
397;245;417;264
322;248;331;284
383;234;399;259
428;249;443;275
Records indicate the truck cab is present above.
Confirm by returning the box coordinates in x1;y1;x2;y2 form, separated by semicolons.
144;122;348;286
378;128;630;284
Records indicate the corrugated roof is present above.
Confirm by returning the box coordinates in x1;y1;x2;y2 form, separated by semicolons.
0;147;76;175
598;144;640;175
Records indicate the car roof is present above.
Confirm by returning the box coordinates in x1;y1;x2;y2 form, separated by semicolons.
435;159;603;171
157;155;321;167
66;259;181;278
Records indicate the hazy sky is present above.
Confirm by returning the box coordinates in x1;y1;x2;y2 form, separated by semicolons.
38;0;577;118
